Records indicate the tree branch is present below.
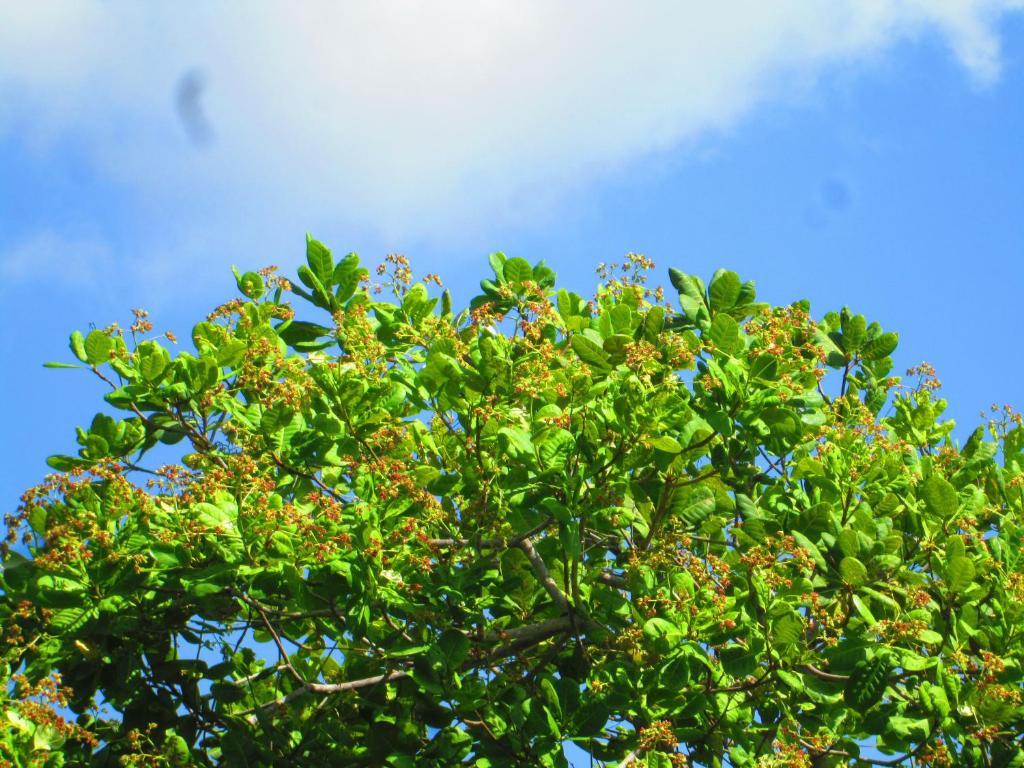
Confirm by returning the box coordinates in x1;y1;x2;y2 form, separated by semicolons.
517;536;571;613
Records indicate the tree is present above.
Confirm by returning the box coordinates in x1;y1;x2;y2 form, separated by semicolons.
2;240;1023;768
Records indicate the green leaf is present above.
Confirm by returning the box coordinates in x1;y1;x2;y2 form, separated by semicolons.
150;544;185;568
237;271;265;299
840;309;867;352
709;313;742;355
761;407;801;444
69;330;88;362
668;267;688;292
46;454;92;471
748;353;778;381
918;629;943;646
813;327;847;368
437;629;470;668
540;497;571;523
571;334;611;371
556;289;576;320
839;556;868;587
503;257;533;284
789;531;827;571
708;269;741;312
643;617;684;651
333;253;362;302
669;486;716;528
488;251;506;282
641;305;665;343
43;361;80;369
652;435;682;454
306;235;334;286
837;528;860;558
861;332;898;361
296;264;334;309
538;429;575;472
137;341;170;381
277;320;334;351
186;581;225;599
84;330;112;365
921;474;958;518
844;654;891;710
164;732;191;766
498;427;534;459
886;716;929;741
574;702;610;736
771;609;804;648
946;556;975;593
50;607;91;632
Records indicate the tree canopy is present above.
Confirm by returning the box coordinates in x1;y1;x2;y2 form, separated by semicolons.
3;241;1024;767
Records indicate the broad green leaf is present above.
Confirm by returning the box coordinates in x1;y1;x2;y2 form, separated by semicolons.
839;556;868;587
844;654;891;710
69;330;88;362
921;474;958;518
669;486;716;528
571;334;611;370
946;556;975;593
708;269;741;312
789;530;827;571
771;609;803;648
333;253;362;302
861;332;898;361
50;607;91;632
437;629;470;667
488;251;506;282
296;264;334;309
498;426;534;458
237;271;265;299
918;629;944;646
503;257;533;284
886;716;929;741
652;435;682;454
840;309;867;352
84;330;112;365
709;313;742;356
641;305;665;342
556;288;577;320
538;428;575;471
643;617;684;652
46;454;92;471
540;677;562;720
306;235;334;286
837;528;860;558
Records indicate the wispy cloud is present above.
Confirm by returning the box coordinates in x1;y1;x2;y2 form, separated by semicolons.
1;1;1022;256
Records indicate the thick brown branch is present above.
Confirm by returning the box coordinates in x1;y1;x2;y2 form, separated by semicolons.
797;663;849;683
516;536;571;613
246;670;410;716
479;616;574;645
426;516;555;553
598;571;628;589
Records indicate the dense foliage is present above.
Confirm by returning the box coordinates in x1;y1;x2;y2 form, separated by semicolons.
3;241;1024;767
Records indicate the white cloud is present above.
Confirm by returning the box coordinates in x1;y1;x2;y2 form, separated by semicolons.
0;1;1022;253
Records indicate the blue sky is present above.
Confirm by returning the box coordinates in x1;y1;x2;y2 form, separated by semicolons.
2;3;1024;764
